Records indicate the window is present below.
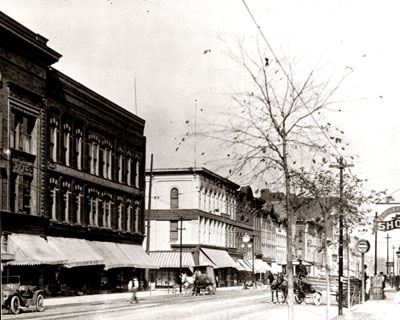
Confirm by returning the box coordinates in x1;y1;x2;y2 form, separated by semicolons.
170;221;178;242
89;195;99;226
117;201;123;230
61;182;70;222
10;110;35;154
74;186;82;224
170;188;179;209
118;154;123;183
126;157;132;185
22;176;32;214
10;173;17;213
135;159;140;187
63;124;71;166
75;130;82;170
103;198;111;228
134;202;140;232
126;203;132;232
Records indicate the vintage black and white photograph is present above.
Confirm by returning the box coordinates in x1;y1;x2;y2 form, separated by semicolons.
1;1;400;319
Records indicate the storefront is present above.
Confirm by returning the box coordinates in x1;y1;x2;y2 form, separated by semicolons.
4;233;158;295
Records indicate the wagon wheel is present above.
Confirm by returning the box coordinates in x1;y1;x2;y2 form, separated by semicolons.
36;294;45;312
294;291;305;304
313;292;322;306
10;296;21;315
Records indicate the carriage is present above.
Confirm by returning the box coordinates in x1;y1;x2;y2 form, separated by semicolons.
182;265;216;296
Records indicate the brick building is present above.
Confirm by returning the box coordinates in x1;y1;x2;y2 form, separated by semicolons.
0;12;156;295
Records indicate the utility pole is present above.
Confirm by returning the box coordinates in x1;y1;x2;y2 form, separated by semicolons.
179;216;184;293
374;212;378;275
386;234;392;275
330;157;353;316
146;154;153;254
393;245;396;276
145;154;153;289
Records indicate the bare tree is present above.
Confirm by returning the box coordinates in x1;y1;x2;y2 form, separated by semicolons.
183;38;348;319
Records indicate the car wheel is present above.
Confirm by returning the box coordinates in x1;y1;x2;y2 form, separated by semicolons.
36;294;45;312
10;296;21;315
313;292;322;306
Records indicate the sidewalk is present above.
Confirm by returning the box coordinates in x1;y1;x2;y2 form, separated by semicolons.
44;285;245;307
331;288;400;320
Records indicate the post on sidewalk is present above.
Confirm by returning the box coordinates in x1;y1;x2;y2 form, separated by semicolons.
356;239;370;303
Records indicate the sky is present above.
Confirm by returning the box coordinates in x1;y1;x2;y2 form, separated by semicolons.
2;0;400;260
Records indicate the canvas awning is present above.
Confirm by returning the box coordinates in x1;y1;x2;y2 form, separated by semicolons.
200;248;239;269
237;259;253;272
254;259;271;273
46;237;105;268
271;262;282;273
88;241;135;270
149;251;195;268
7;233;67;266
198;250;216;267
231;257;247;271
118;243;159;269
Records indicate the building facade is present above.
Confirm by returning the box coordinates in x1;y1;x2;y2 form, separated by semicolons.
0;12;156;296
145;168;270;287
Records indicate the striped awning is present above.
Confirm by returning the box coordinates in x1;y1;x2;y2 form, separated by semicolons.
47;237;104;268
7;233;67;266
253;259;271;273
201;248;239;269
238;259;252;272
150;251;195;268
118;244;159;269
231;258;247;271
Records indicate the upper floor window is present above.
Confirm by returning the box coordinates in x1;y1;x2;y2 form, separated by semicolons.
170;221;178;242
102;196;112;228
135;159;140;187
170;188;179;209
75;129;83;170
10;110;35;154
49;118;58;162
88;139;99;175
126;156;132;186
22;176;32;214
63;124;71;167
118;153;123;183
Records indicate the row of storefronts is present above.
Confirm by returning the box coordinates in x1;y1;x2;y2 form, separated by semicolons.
2;233;158;296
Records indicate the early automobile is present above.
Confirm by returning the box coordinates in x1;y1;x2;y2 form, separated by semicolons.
2;276;45;315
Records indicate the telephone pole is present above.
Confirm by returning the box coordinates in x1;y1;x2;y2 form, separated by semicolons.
386;234;392;275
330;157;353;316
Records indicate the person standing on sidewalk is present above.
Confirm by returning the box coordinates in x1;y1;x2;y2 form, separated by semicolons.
129;277;139;304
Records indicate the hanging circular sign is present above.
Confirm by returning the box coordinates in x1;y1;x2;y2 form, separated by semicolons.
356;239;370;254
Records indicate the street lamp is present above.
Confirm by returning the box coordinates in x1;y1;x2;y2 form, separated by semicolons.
242;234;255;285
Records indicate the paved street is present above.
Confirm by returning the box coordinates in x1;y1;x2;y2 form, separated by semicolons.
2;289;339;320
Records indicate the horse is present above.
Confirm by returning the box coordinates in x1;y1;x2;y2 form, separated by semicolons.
181;273;195;296
270;273;288;304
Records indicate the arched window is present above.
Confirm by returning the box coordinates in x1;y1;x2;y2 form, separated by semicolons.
170;188;179;209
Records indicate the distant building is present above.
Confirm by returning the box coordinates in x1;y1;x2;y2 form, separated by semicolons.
145;168;270;287
0;12;156;295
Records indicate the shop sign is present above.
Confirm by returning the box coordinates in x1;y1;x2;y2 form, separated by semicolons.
377;216;400;231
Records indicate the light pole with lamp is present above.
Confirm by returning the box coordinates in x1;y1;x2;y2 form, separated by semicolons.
242;234;255;286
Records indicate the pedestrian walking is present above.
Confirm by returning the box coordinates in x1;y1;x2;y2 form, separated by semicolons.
129;277;139;304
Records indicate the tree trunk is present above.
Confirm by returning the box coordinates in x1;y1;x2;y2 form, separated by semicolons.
323;206;331;320
283;135;294;320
